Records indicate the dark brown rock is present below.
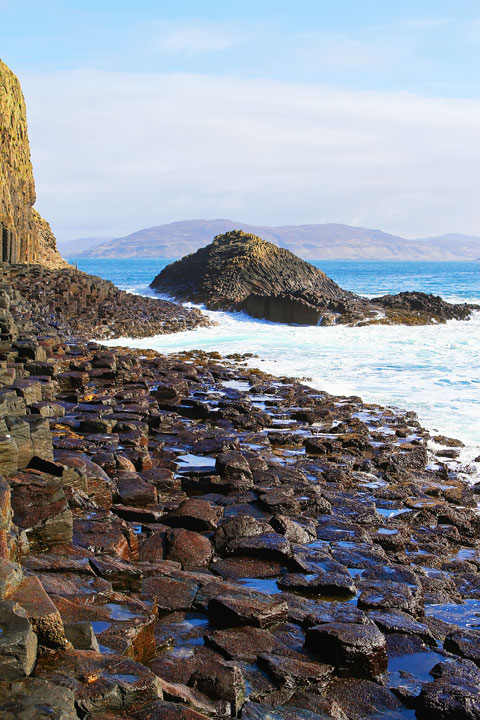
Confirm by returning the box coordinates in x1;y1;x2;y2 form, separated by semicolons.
305;622;387;680
444;629;480;665
9;472;73;550
416;660;480;720
161;499;223;531
33;649;163;715
89;556;143;592
0;677;77;719
141;575;199;612
209;594;288;629
10;576;68;648
205;626;285;663
165;528;213;569
0;599;37;679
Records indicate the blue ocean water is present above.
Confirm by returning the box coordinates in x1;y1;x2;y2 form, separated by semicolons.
70;257;479;304
70;257;480;457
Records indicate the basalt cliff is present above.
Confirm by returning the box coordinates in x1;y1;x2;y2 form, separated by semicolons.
0;59;67;268
151;230;477;326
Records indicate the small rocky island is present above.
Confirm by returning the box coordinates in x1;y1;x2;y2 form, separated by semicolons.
151;230;477;326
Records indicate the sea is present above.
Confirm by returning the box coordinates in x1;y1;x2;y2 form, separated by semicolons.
71;257;480;473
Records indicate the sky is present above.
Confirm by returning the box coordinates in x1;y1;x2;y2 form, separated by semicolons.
2;0;480;241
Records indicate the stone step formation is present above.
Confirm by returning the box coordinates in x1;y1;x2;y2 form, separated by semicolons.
0;263;477;718
1;263;208;340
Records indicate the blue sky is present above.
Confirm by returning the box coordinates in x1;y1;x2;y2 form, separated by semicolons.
4;0;480;96
2;1;480;240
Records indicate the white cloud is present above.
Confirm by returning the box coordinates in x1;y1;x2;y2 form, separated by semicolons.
144;20;248;57
21;69;480;241
395;17;450;31
462;17;480;43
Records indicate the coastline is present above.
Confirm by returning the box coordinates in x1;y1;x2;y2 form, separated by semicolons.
0;263;478;717
101;305;480;467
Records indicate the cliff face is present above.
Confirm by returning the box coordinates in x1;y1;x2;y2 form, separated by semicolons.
0;59;67;267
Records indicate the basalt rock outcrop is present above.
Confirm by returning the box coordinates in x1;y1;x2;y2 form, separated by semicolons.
0;265;476;718
0;59;67;268
3;263;209;339
151;230;478;326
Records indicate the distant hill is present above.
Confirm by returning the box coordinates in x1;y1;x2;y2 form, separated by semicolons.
58;236;115;257
74;220;480;261
415;233;480;259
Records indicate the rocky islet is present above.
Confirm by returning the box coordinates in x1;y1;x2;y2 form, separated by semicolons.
150;230;477;327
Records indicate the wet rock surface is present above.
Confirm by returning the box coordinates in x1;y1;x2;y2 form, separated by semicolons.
0;267;477;717
150;230;478;326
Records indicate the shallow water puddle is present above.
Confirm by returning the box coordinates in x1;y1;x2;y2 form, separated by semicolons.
105;603;143;621
377;528;400;535
177;453;217;468
376;508;412;519
222;380;251;391
425;598;480;628
238;577;283;594
387;649;444;695
91;621;111;634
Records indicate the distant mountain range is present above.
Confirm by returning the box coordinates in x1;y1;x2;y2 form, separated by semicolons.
59;236;115;257
58;220;480;261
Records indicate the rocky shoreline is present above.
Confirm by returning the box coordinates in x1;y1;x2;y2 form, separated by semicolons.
0;264;478;719
3;263;209;339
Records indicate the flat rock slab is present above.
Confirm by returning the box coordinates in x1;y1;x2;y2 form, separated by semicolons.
226;533;291;562
326;678;405;720
444;629;480;665
73;511;137;561
161;498;223;531
9;473;72;550
257;652;334;690
305;622;387;680
209;594;288;629
0;677;77;719
33;649;162;715
91;701;211;719
211;556;283;580
205;626;287;663
90;556;143;592
241;702;337;720
278;572;356;597
10;576;68;648
0;599;38;680
142;575;199;611
367;609;434;644
358;581;423;616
